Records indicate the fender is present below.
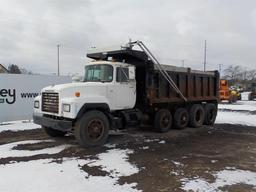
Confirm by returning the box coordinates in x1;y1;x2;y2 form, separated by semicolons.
76;103;110;120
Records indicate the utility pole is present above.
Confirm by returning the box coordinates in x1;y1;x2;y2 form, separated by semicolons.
218;64;223;77
203;40;207;71
57;44;60;76
181;59;185;67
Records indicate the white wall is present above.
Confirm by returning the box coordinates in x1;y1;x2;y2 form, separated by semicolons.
0;74;71;122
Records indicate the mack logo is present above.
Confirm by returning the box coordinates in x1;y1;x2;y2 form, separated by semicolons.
0;89;16;104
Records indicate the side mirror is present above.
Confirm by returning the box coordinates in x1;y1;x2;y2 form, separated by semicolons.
128;67;135;80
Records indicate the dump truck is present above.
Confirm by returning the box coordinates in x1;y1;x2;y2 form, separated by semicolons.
33;41;219;147
219;79;240;103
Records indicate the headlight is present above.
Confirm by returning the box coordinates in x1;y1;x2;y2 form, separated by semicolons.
63;104;71;112
34;101;39;108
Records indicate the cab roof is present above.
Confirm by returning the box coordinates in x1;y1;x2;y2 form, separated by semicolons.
87;47;150;67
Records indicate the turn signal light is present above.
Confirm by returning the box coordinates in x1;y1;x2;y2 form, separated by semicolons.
75;92;80;97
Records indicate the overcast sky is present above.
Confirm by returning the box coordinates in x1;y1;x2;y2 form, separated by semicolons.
0;0;256;75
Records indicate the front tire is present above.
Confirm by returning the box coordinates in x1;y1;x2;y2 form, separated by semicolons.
75;110;109;147
43;126;67;137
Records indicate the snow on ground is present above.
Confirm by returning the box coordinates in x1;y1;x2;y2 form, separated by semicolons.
87;149;139;177
171;160;183;167
181;168;256;192
216;100;256;126
144;138;160;143
0;98;256;191
216;111;256;126
0;140;71;158
0;158;139;192
0;120;39;133
0;140;140;192
218;100;256;111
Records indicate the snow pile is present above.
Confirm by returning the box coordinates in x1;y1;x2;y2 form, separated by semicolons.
0;121;39;133
216;111;256;126
0;140;70;158
181;169;256;192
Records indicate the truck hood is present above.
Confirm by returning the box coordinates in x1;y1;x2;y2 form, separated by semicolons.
42;82;109;98
42;82;110;91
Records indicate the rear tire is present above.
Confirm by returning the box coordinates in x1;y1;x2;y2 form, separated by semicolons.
189;104;205;128
204;103;217;125
154;109;172;133
43;126;67;137
174;108;189;129
75;110;109;147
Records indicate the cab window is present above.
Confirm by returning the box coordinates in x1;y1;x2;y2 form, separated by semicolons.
84;64;113;82
116;67;129;82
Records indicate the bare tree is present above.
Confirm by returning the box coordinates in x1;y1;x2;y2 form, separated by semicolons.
8;64;21;74
223;65;256;89
223;65;242;80
247;70;256;81
7;64;33;74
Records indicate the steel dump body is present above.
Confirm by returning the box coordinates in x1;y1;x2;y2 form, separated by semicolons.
148;64;219;103
87;48;219;111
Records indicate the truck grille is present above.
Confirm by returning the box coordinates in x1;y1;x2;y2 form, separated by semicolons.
42;92;59;113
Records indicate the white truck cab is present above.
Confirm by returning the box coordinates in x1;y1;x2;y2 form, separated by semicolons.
34;61;136;118
33;60;139;147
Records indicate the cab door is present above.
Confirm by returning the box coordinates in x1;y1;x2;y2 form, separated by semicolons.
114;67;136;109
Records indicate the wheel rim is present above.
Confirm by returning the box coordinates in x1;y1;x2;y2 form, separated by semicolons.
195;110;202;122
180;112;188;126
159;111;170;128
87;119;104;141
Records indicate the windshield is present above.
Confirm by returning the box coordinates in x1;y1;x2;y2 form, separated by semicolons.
84;64;113;82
